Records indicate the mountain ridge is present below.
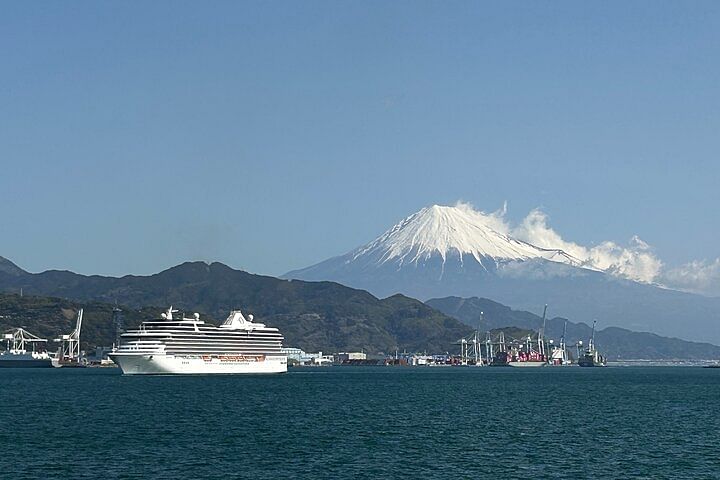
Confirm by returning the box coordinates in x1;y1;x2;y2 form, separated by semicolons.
0;258;716;359
285;204;720;344
0;259;472;353
0;256;28;276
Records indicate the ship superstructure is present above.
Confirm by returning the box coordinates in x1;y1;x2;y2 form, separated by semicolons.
109;307;287;375
549;319;572;365
578;320;606;367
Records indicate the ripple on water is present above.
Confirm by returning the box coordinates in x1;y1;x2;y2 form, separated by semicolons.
0;367;718;479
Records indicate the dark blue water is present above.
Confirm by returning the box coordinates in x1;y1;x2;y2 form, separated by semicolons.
1;367;717;479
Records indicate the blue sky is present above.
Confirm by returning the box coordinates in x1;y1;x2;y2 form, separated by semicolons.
1;1;719;283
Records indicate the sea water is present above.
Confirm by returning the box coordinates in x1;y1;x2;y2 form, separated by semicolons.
1;367;717;479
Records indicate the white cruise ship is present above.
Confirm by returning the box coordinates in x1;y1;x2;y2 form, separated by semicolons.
109;307;287;375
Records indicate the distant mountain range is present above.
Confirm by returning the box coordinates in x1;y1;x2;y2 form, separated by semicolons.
0;257;470;354
1;256;718;359
286;204;720;344
427;296;720;361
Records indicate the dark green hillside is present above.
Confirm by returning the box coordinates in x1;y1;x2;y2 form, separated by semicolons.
0;261;473;353
0;294;159;350
5;257;715;360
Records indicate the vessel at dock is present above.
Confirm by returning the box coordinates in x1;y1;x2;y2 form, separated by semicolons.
548;320;572;365
507;338;547;368
489;331;547;367
508;305;548;367
489;350;511;366
0;328;55;368
578;320;606;367
109;307;287;375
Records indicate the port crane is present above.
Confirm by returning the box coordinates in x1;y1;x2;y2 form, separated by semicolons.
548;319;571;365
55;309;83;363
456;310;485;365
537;304;548;359
3;328;48;353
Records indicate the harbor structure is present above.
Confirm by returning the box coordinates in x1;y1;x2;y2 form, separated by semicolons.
54;309;84;366
456;331;484;365
86;346;116;366
0;328;54;368
335;351;367;364
282;347;333;365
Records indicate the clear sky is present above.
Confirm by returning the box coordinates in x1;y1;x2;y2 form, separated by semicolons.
1;1;719;279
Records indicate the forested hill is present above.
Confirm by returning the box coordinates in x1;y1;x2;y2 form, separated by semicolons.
0;260;473;353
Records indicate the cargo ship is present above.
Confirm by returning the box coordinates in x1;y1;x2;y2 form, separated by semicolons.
0;328;55;368
508;306;548;367
507;343;547;367
490;350;511;366
578;320;606;367
507;333;547;367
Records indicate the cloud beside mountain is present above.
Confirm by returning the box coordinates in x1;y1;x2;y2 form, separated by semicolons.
661;259;720;297
462;201;718;297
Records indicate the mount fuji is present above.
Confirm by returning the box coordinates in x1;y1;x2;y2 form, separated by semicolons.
286;205;720;344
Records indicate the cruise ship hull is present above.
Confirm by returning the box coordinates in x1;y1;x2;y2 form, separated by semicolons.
109;353;287;375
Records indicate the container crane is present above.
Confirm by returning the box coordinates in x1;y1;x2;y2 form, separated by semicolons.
55;309;83;364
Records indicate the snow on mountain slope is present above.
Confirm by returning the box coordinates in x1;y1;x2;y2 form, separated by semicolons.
284;203;600;289
285;204;720;344
349;205;585;270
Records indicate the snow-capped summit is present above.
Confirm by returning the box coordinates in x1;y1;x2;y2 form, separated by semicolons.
351;204;582;268
285;204;720;346
285;204;589;290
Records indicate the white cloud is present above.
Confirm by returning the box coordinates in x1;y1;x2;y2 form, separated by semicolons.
661;258;720;297
511;209;663;283
449;202;719;296
453;200;510;235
